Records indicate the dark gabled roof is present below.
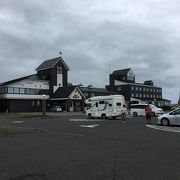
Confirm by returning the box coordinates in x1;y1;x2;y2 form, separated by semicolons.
35;57;69;71
51;86;85;99
0;74;37;86
51;86;76;99
112;68;131;75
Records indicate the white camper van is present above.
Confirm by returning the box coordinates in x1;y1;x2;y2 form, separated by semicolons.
85;95;125;119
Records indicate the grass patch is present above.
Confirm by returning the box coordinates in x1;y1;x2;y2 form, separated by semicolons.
0;128;15;136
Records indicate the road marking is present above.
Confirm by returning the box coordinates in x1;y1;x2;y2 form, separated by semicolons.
69;119;104;122
67;133;83;137
80;124;99;128
11;121;24;124
146;124;180;133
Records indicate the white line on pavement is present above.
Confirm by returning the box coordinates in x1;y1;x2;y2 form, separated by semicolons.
67;133;83;137
69;119;104;122
146;124;180;133
80;124;99;128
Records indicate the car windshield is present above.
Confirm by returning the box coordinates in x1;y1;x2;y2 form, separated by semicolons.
172;108;180;114
150;104;157;108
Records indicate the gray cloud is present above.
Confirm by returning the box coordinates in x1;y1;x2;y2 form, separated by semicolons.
0;0;180;102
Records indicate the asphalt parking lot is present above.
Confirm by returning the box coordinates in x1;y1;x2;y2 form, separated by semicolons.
0;112;180;180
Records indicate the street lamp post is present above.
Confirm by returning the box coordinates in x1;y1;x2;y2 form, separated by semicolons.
154;98;156;106
42;94;46;116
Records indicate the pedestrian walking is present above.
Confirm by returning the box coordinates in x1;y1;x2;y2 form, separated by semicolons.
145;104;152;124
121;104;128;123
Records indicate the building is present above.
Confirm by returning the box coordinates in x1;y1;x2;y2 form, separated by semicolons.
0;56;70;112
106;68;171;107
0;56;111;112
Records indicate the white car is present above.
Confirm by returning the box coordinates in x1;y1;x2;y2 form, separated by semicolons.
48;106;62;112
130;104;164;117
157;108;180;126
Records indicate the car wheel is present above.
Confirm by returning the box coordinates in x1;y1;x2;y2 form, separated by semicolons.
101;114;106;119
161;118;169;126
88;113;92;119
133;112;138;116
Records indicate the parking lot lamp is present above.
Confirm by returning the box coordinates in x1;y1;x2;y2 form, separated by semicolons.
42;94;46;116
154;98;156;105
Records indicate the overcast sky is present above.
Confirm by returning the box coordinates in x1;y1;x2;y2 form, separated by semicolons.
0;0;180;103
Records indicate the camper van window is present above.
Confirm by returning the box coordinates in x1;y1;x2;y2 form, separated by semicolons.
109;104;112;107
96;102;98;107
86;104;91;110
116;103;121;106
131;104;147;109
99;101;106;104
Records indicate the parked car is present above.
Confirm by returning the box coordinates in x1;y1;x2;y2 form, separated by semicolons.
157;107;180;126
130;104;164;117
48;106;62;112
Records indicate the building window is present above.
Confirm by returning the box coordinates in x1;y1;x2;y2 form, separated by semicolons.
14;88;20;94
139;87;142;91
57;66;62;74
37;100;40;106
91;93;95;97
8;87;13;94
122;76;126;80
136;87;138;91
20;88;25;94
117;87;122;91
0;87;5;94
131;87;134;91
131;93;134;97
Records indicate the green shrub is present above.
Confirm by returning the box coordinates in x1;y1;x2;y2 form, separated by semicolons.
160;105;171;111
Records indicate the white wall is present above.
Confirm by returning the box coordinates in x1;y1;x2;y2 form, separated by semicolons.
9;79;50;89
53;74;63;92
69;89;82;100
0;94;49;99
